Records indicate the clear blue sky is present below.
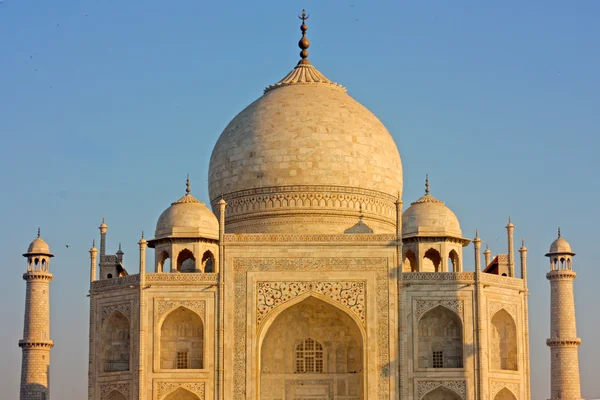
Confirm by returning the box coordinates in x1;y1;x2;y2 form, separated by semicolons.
1;1;598;398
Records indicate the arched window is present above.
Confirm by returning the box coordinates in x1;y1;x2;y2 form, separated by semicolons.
423;248;441;272
34;258;40;271
158;251;171;273
422;386;462;400
202;251;215;273
295;338;324;373
103;311;130;372
417;306;463;368
490;309;517;370
177;249;196;273
163;388;200;400
448;250;459;272
403;250;417;272
495;388;517;400
106;390;127;400
160;307;204;369
107;273;113;279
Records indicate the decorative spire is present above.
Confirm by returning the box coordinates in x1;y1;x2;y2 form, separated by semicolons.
37;227;41;238
298;10;310;65
118;242;122;251
92;239;96;248
186;174;191;195
141;231;144;239
425;174;430;194
172;174;201;205
475;229;481;241
558;227;561;237
412;174;443;205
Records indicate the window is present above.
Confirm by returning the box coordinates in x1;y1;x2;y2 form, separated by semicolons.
432;351;444;368
176;352;188;369
295;338;324;373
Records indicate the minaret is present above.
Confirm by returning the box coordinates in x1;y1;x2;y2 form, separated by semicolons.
20;229;54;400
545;229;582;400
484;244;491;268
506;217;515;277
98;217;107;258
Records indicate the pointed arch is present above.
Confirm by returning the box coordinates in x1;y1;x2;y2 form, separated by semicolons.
417;305;463;368
259;295;364;399
422;385;462;400
494;387;517;400
423;248;441;272
160;306;204;369
448;249;459;272
163;387;200;400
106;390;127;400
177;249;196;273
102;311;130;372
158;250;171;273
490;309;518;370
201;250;215;273
403;249;417;272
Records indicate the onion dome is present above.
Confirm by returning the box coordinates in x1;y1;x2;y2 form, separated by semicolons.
546;228;575;256
208;11;403;234
402;176;463;239
154;177;219;240
23;228;54;257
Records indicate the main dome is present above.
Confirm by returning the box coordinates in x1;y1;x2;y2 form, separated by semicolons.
209;63;402;233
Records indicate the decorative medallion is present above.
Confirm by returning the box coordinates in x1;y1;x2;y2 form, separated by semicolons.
257;281;365;326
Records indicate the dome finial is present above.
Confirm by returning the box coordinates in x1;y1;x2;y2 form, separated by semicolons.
186;174;191;195
298;9;311;65
558;226;561;237
37;227;41;238
425;174;430;194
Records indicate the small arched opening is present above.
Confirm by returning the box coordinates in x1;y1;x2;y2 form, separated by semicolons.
448;250;459;272
102;311;130;372
490;309;517;371
495;388;517;400
34;258;40;271
160;307;204;369
163;388;200;400
106;390;127;400
423;248;441;272
417;305;463;368
202;251;215;273
177;249;196;273
403;250;417;272
158;251;171;273
422;386;462;400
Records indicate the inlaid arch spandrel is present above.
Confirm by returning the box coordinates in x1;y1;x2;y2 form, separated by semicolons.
100;303;132;324
415;300;464;321
256;281;366;327
490;381;520;400
488;301;518;321
156;382;205;400
417;380;466;400
156;300;206;322
99;382;130;400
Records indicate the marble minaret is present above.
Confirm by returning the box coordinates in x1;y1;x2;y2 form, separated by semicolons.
20;229;54;400
546;229;582;400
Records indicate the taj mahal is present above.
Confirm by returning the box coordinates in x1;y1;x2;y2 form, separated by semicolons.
16;11;584;400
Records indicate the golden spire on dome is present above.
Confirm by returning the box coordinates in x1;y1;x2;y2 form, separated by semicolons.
37;227;41;238
412;174;443;205
173;174;201;204
264;10;345;93
298;10;310;65
425;174;430;194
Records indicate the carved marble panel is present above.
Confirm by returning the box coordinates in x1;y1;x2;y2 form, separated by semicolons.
156;381;205;400
99;382;130;400
155;300;206;321
490;381;520;399
101;303;132;324
488;301;518;321
415;299;464;321
257;281;366;326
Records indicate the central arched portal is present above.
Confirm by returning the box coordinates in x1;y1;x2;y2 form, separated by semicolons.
259;296;364;400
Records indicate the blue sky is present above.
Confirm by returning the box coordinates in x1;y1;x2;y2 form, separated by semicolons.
1;1;599;398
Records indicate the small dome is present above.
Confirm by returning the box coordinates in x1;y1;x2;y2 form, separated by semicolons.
155;180;219;240
402;180;462;238
547;230;575;255
23;229;53;257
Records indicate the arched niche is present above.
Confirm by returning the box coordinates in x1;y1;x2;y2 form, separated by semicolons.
163;388;200;400
403;250;417;272
422;386;462;400
102;311;130;372
202;250;215;273
417;305;463;368
259;296;364;400
177;249;196;273
449;249;459;272
495;388;517;400
106;390;127;400
423;248;441;272
160;307;204;370
490;309;517;371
